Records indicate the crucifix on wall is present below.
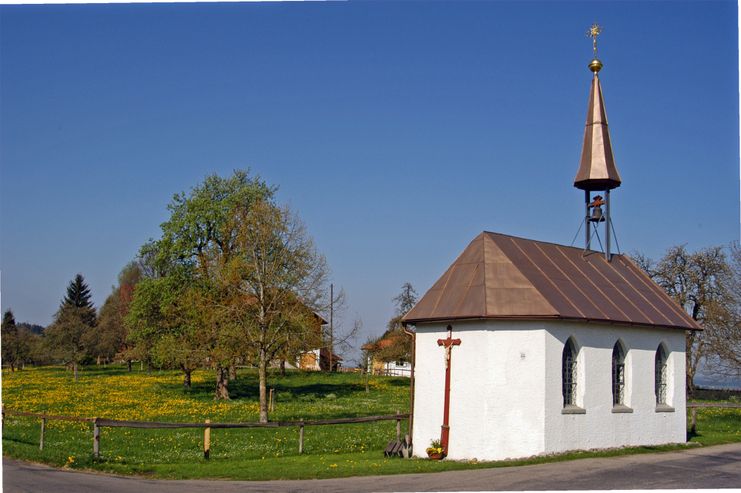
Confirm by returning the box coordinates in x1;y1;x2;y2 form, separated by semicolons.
437;325;461;457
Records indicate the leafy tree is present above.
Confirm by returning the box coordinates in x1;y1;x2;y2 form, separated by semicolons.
44;275;97;380
95;262;145;368
127;275;208;388
45;305;93;381
128;170;275;398
2;310;30;371
634;245;739;395
220;199;329;421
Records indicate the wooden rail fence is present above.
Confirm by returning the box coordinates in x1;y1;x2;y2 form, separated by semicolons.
5;404;737;460
1;407;408;460
686;402;741;434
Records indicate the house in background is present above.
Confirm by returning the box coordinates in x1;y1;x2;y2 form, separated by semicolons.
298;347;343;371
288;311;343;372
362;328;412;377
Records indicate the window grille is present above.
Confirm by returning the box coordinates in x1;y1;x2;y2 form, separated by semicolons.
655;345;667;404
562;339;577;406
612;343;625;406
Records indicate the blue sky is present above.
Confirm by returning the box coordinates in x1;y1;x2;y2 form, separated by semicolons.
1;1;738;365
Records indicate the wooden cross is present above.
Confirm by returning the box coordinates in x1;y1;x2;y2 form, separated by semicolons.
437;326;461;456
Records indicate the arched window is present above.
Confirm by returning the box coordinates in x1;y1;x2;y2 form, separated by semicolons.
655;344;668;404
612;342;626;406
562;338;578;407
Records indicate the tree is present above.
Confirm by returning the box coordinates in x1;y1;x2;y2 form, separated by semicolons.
364;283;418;369
62;274;97;326
701;242;741;379
220;199;329;421
45;306;93;381
127;275;209;388
45;275;97;381
2;310;30;371
95;262;145;369
127;170;276;398
393;283;418;317
633;245;739;395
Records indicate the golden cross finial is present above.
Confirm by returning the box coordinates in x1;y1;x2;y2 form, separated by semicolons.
587;23;603;57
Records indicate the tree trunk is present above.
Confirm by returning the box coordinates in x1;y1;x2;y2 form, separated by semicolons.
686;332;697;398
73;362;79;382
280;359;286;376
183;367;192;389
258;349;269;423
127;360;132;372
215;366;230;400
96;355;101;366
228;364;237;381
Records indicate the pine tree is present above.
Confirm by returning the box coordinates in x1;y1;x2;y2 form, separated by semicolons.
61;274;96;326
2;309;30;371
2;309;16;333
2;310;18;371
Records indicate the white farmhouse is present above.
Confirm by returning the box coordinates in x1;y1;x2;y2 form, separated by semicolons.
401;35;701;461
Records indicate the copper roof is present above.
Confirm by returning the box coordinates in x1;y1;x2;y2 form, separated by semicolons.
574;73;622;191
402;232;700;331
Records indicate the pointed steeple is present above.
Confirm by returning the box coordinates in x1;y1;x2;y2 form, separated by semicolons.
574;28;622;191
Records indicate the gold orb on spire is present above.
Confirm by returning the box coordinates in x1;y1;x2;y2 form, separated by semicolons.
586;22;603;73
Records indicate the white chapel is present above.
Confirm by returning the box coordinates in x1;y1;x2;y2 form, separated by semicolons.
402;28;701;461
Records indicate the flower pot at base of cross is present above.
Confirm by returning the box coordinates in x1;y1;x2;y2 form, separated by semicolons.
427;448;445;460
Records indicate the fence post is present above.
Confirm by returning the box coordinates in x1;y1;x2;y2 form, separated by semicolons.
269;388;274;413
40;416;46;451
691;407;697;434
93;417;100;459
396;410;401;442
298;419;304;455
204;419;211;459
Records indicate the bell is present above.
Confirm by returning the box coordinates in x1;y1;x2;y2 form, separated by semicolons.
589;206;605;223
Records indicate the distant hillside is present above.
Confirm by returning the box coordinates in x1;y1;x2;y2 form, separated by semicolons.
16;322;45;335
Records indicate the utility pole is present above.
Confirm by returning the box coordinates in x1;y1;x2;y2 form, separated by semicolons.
329;283;334;372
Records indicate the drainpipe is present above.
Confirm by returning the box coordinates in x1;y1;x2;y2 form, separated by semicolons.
402;323;416;451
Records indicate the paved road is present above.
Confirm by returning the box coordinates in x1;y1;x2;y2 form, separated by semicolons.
4;442;741;492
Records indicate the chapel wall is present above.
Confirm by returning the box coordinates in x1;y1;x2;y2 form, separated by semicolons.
543;321;686;453
412;320;547;460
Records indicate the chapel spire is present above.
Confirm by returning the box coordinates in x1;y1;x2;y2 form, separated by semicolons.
574;23;621;191
574;24;621;261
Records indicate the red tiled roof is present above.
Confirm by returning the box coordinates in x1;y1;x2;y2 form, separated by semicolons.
402;232;701;331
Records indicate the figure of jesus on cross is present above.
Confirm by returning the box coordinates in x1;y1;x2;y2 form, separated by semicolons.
437;325;461;457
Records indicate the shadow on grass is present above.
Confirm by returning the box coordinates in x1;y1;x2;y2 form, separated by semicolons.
183;378;369;402
1;435;37;446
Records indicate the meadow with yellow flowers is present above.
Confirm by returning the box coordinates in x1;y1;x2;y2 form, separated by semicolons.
2;365;740;480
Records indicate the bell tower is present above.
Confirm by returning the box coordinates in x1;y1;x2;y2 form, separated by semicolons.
574;24;622;261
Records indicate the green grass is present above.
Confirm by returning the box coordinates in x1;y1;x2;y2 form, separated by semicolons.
2;366;740;480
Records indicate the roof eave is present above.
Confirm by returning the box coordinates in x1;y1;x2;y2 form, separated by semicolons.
405;314;701;332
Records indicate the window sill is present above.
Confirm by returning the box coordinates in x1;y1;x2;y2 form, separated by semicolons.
612;405;634;413
655;404;675;413
562;405;586;415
